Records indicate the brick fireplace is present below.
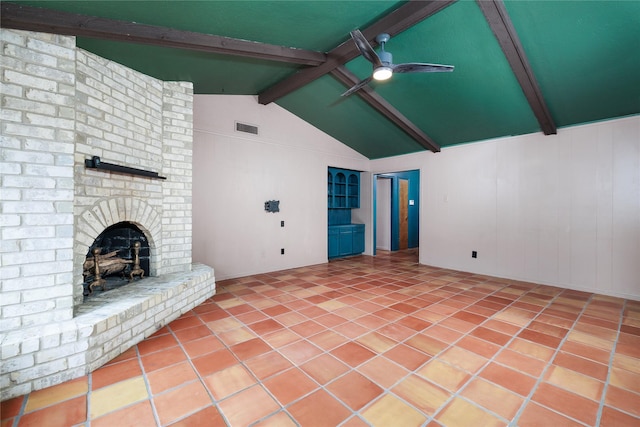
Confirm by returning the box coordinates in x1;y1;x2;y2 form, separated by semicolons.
83;221;151;295
0;29;216;400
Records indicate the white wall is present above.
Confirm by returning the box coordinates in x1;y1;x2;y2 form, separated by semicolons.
373;116;639;300
376;178;392;250
193;96;638;299
192;95;369;280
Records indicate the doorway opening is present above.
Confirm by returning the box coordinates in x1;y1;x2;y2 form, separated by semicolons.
373;170;420;256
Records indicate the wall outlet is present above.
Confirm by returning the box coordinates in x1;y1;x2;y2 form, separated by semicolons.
281;248;285;255
281;220;284;227
472;251;477;258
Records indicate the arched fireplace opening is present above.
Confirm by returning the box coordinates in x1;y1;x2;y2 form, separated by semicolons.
83;221;150;299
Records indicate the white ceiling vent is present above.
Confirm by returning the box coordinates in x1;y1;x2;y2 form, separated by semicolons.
235;121;259;135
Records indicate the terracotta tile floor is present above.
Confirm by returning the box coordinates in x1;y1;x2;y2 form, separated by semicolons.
2;250;640;427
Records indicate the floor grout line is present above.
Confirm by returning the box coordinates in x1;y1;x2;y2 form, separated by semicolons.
85;370;92;427
146;381;162;425
427;280;559;425
594;298;626;426
154;325;203;427
508;292;600;427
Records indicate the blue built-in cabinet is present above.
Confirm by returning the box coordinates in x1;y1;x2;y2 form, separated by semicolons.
328;224;365;258
328;167;364;259
328;167;360;209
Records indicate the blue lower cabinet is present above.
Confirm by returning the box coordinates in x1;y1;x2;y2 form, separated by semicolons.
328;227;340;258
328;224;364;258
338;228;353;256
352;224;365;254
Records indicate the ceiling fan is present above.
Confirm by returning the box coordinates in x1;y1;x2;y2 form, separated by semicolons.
342;29;454;97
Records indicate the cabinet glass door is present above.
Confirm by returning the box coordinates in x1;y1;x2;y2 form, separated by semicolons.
334;172;347;208
347;173;359;208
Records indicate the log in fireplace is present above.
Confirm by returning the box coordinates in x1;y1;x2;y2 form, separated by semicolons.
83;222;150;298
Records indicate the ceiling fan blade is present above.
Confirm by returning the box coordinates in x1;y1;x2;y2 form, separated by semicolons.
341;76;373;97
393;62;455;73
350;30;382;68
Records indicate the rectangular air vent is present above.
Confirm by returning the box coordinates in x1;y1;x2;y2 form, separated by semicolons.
235;122;258;135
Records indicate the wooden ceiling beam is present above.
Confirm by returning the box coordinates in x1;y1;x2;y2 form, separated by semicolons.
477;0;557;135
2;1;452;154
331;67;441;153
258;0;456;105
0;2;326;66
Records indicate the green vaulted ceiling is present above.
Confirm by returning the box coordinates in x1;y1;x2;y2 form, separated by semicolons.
3;1;639;159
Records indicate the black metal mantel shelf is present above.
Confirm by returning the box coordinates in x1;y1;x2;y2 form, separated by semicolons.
84;156;167;180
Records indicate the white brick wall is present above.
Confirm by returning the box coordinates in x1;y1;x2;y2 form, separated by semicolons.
72;51;194;304
161;82;194;274
1;29;76;332
0;29;215;402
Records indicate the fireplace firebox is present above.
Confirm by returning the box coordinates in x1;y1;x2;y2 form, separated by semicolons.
83;222;150;298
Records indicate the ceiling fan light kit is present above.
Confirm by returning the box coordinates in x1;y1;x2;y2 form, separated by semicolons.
373;66;393;81
342;29;454;96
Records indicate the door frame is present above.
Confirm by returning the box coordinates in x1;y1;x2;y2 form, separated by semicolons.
375;176;392;252
373;170;420;255
399;178;409;250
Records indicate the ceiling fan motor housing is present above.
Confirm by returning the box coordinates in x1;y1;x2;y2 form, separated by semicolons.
378;50;393;66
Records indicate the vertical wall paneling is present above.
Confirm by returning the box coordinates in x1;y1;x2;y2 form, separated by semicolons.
192;95;368;280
